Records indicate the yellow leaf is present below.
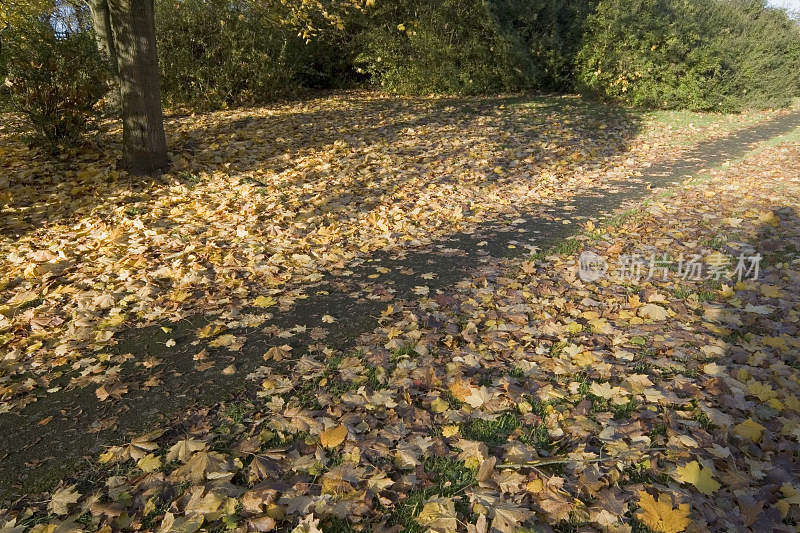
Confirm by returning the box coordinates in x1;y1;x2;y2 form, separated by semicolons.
673;461;720;495
639;303;669;321
758;211;779;227
588;318;613;334
49;484;81;516
442;425;460;438
417;497;457;532
760;284;782;299
431;397;449;413
719;284;734;298
636;491;691;533
734;418;765;442
137;453;162;473
253;295;277;308
320;424;347;448
526;479;544;493
572;350;596;367
748;381;776;402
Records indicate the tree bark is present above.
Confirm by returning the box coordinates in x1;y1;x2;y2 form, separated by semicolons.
87;0;118;72
106;0;169;174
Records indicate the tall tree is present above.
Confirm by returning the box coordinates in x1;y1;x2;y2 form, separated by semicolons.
88;0;168;174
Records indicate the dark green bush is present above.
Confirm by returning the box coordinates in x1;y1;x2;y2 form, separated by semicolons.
710;0;800;110
352;0;594;95
576;0;800;111
155;0;349;110
0;17;109;144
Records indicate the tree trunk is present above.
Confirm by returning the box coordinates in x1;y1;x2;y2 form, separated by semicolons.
106;0;169;174
87;0;118;73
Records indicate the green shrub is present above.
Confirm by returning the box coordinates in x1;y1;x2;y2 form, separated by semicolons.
576;0;800;111
0;17;109;145
709;0;800;110
352;0;594;95
155;0;349;110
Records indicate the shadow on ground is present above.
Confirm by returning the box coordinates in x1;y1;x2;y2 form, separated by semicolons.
0;94;638;240
0;102;799;502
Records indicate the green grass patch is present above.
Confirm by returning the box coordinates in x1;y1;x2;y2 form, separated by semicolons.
461;412;520;445
387;457;476;533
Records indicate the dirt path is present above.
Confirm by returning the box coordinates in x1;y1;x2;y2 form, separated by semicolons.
2;110;799;503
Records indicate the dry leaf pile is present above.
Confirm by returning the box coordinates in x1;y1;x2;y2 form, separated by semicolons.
0;93;783;413
3;129;799;532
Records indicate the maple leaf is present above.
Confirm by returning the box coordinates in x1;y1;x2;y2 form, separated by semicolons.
137;453;162;473
464;385;494;408
366;471;394;494
442;424;460;438
589;381;629;403
120;429;164;461
636;491;691;533
254;295;277;308
208;333;240;349
734;418;765;443
166;438;208;462
673;461;720;495
95;381;129;401
158;512;204;533
431;396;449;413
320;424;347;448
185;489;225;516
417;497;457;533
49;484;81;516
491;501;533;533
320;464;360;495
467;514;488;533
169;451;238;483
638;303;669;321
292;514;323;533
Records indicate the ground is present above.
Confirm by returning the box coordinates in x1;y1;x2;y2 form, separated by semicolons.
1;92;800;533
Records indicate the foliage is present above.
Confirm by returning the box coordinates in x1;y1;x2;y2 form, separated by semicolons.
709;0;800;110
154;0;363;109
576;0;800;111
353;0;594;95
0;0;52;28
0;14;109;145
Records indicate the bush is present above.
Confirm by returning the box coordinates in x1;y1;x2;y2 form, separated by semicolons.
352;0;594;95
576;0;800;111
0;17;109;145
710;0;800;110
155;0;349;110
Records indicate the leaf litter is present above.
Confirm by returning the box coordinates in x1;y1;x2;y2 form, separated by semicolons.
1;94;799;532
0;93;788;414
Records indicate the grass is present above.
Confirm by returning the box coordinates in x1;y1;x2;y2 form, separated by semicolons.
529;237;582;261
764;124;800;146
644;108;767;146
605;207;645;229
460;410;556;453
461;412;520;445
387;457;476;533
321;517;361;533
390;343;418;362
672;286;717;303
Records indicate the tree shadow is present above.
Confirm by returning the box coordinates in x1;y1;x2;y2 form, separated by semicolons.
0;93;642;242
2;102;800;502
162;92;643;229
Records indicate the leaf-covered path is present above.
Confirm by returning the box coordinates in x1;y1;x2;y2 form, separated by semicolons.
2;100;799;506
